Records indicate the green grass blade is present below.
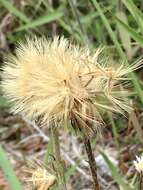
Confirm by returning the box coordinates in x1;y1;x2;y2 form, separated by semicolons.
65;164;77;181
58;20;82;43
0;146;22;190
0;0;29;23
116;11;132;59
15;11;63;31
108;113;119;152
121;0;139;20
115;15;143;47
80;12;99;24
0;96;10;108
68;0;89;45
130;72;143;104
44;135;53;165
122;0;143;31
91;0;143;105
130;111;143;145
43;5;83;43
91;0;125;58
101;151;134;190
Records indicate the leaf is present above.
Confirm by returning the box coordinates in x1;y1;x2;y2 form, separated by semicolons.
101;151;134;190
15;11;63;31
65;164;77;181
0;0;29;23
115;15;143;47
44;135;54;165
130;111;143;145
0;96;10;108
116;11;132;59
108;113;119;151
122;0;143;31
91;0;143;105
0;146;22;190
91;0;124;58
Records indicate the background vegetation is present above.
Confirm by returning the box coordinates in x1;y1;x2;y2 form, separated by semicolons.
0;0;143;189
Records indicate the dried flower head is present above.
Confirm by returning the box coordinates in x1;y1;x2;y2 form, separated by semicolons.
24;160;56;190
134;155;143;173
1;36;142;134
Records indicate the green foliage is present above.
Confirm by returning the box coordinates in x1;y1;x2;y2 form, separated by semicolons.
0;146;22;190
115;15;143;47
101;151;135;190
0;0;29;23
15;11;63;31
0;96;10;108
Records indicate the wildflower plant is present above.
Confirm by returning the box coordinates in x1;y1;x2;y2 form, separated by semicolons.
2;37;141;132
134;155;143;190
1;36;142;190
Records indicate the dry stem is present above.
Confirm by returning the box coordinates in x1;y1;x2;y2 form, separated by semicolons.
83;135;100;190
71;112;100;190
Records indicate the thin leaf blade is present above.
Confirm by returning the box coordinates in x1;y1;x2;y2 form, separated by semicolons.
116;11;132;59
0;0;29;23
0;146;22;190
15;11;63;31
101;151;134;190
115;15;143;47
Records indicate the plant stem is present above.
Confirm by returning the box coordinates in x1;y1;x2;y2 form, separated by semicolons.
83;135;100;190
130;111;143;145
51;124;67;190
139;172;143;190
71;114;100;189
68;0;89;45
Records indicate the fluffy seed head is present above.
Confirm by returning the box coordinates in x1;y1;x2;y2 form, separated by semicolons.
24;160;56;190
1;36;142;134
134;155;143;173
31;168;56;190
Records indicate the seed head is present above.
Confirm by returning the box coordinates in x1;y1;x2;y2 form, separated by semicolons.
24;160;56;190
134;155;143;173
1;36;142;134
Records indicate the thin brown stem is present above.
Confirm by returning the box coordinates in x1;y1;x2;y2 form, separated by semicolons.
71;114;100;189
83;135;100;190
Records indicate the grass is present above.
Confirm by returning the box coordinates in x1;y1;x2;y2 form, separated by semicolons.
0;0;143;189
0;145;22;190
0;0;29;23
101;151;135;190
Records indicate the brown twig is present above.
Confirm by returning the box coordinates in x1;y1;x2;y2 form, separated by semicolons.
83;135;100;190
71;110;100;190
